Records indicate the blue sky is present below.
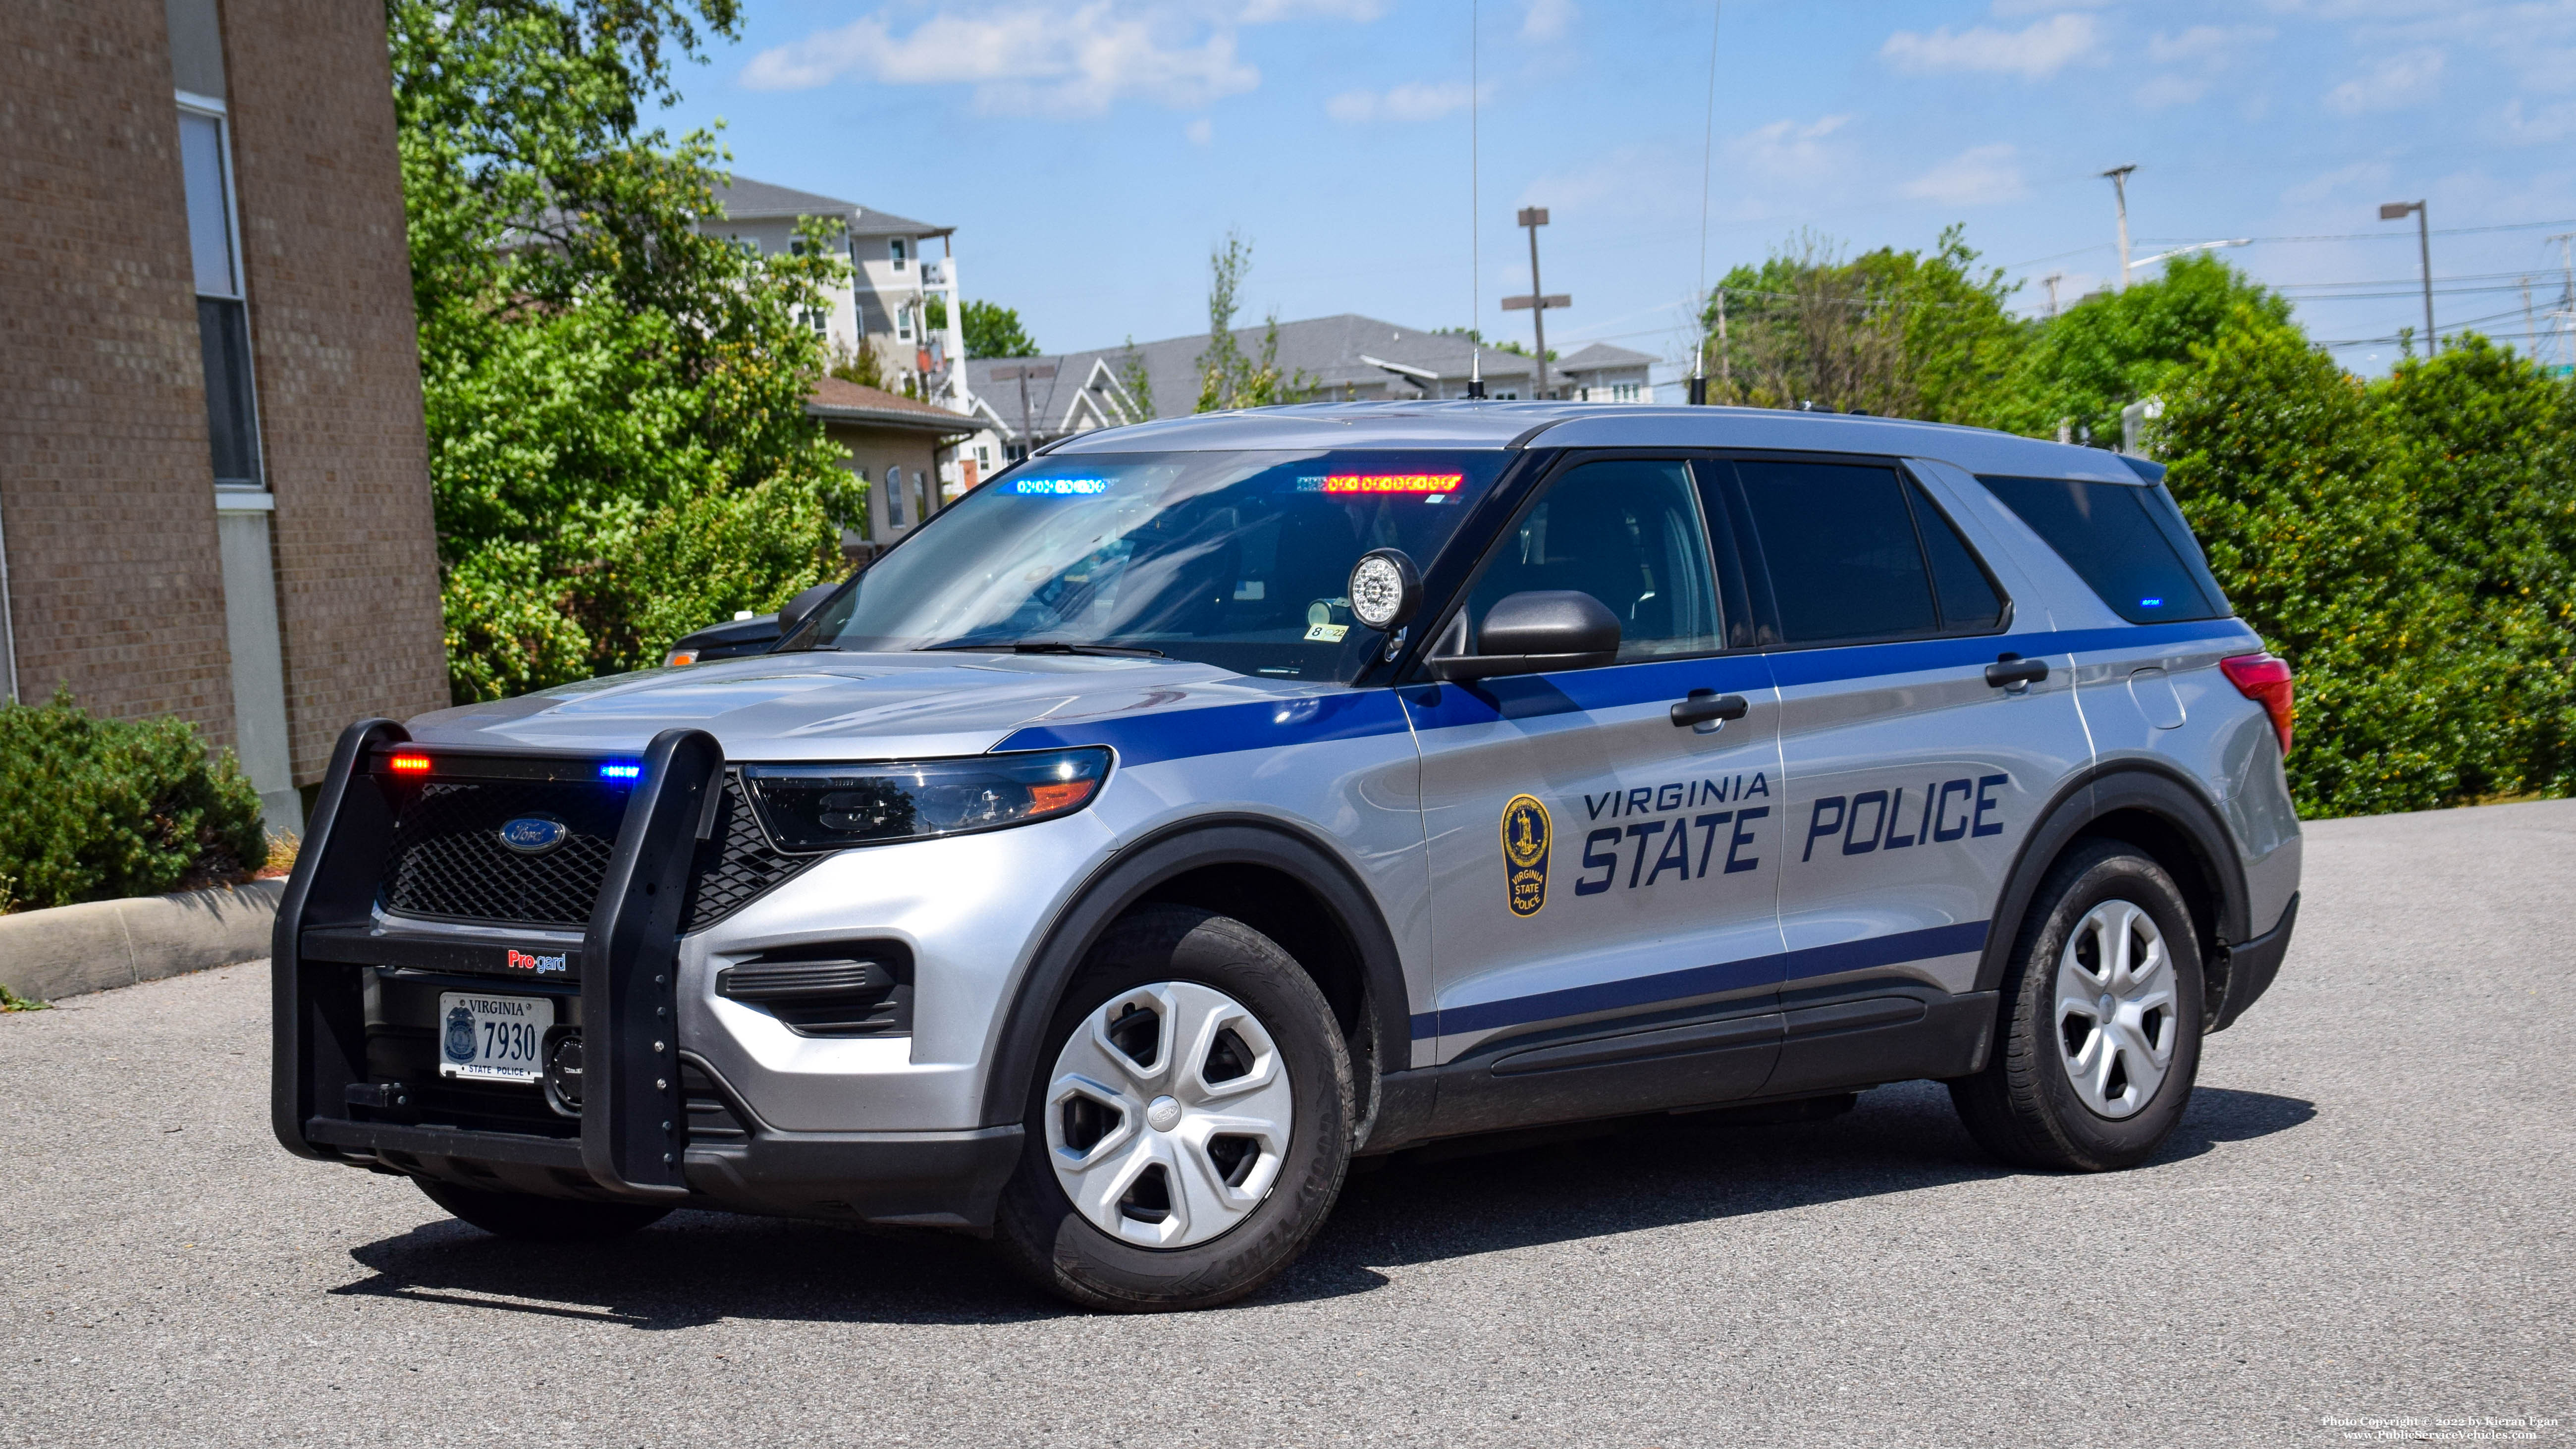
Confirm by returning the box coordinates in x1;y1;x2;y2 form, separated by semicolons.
659;0;2576;380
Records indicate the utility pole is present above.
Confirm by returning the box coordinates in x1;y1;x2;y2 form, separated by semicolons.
2100;164;2136;289
1502;207;1569;397
993;361;1056;463
2043;272;2064;319
2550;233;2575;370
2380;200;2433;353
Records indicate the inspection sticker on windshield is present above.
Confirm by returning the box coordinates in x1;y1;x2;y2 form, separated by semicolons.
438;992;553;1083
1304;623;1349;643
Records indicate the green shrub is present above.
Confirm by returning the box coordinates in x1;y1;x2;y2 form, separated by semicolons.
0;693;268;911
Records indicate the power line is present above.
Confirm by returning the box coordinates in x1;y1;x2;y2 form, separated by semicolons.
2139;218;2576;245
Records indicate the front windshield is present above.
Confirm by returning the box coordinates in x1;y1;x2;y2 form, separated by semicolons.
799;449;1512;682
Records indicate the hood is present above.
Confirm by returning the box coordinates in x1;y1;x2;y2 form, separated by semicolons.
404;651;1330;761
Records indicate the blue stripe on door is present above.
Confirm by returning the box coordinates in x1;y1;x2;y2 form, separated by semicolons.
1416;918;1989;1040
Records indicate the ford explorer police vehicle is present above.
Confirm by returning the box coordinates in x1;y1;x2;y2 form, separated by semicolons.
272;401;2301;1311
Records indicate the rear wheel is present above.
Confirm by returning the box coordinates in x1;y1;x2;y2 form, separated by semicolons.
993;906;1353;1311
1951;840;2205;1172
414;1179;671;1243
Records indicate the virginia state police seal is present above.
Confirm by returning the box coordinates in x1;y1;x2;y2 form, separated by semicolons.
443;1004;478;1065
1502;794;1551;917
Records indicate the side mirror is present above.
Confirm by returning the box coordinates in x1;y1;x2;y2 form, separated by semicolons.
777;581;841;637
1429;590;1621;681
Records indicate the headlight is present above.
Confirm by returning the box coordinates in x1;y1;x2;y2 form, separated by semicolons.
740;748;1111;853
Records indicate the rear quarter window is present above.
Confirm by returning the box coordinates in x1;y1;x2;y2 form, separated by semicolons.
1977;475;2230;625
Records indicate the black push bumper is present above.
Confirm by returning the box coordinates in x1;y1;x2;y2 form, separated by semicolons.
272;719;1021;1231
2211;891;2299;1032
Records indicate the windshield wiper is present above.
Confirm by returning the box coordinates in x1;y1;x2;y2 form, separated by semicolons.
917;640;1167;659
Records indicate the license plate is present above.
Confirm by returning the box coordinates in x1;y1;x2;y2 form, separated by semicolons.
437;992;554;1083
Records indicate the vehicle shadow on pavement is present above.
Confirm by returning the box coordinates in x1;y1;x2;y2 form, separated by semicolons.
329;1082;2313;1323
1261;1080;2317;1304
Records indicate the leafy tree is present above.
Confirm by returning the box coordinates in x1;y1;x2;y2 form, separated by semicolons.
827;335;887;390
1979;254;2292;444
393;0;860;702
2371;336;2576;800
1699;227;2026;422
962;299;1039;359
1114;335;1155;421
1194;229;1305;412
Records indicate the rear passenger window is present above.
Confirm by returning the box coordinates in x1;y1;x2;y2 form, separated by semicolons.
1729;461;1939;645
1978;476;2227;625
1913;486;2005;633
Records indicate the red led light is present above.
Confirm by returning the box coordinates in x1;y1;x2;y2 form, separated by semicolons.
388;752;432;773
1322;473;1462;494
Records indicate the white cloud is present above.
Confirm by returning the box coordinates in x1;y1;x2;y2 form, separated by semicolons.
1325;80;1479;122
1881;13;2102;79
741;1;1386;114
2136;24;2273;108
2323;46;2445;113
1901;143;2028;206
1185;116;1214;144
2148;24;2276;65
1727;114;1853;183
2497;96;2576;143
1522;0;1576;42
2281;160;2391;206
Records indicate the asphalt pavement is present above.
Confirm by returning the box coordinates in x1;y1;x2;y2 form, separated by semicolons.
5;801;2573;1447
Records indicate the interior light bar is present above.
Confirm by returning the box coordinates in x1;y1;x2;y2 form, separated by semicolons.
598;761;644;781
1320;473;1462;494
388;751;432;774
1012;478;1111;495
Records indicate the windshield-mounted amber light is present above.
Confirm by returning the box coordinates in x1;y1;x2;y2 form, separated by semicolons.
740;748;1112;853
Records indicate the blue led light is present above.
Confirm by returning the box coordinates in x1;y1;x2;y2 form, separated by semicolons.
598;761;643;781
2140;596;2164;608
1012;477;1110;495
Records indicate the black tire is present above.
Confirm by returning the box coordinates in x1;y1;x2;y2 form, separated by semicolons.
993;906;1353;1312
1950;840;2205;1172
414;1178;672;1243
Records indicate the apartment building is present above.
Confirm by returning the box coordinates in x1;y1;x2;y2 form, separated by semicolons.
0;0;448;831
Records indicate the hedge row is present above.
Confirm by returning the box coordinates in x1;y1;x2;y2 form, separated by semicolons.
0;694;269;912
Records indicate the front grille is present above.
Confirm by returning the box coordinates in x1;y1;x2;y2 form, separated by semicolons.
379;772;817;933
683;781;817;933
384;780;623;927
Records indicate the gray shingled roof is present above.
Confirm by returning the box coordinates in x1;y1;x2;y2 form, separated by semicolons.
709;176;949;239
1556;341;1657;373
963;314;1556;433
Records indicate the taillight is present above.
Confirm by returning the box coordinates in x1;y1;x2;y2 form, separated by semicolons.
2220;652;2294;756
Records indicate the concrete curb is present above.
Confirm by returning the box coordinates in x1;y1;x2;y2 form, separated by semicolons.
0;879;284;1003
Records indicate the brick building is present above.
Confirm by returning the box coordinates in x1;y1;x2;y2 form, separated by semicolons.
0;0;448;832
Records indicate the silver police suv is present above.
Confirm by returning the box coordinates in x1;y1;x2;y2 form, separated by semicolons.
273;402;2302;1310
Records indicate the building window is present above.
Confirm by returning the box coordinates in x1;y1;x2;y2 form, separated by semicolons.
889;236;909;271
1613;381;1640;403
976;443;991;468
896;302;913;342
179;101;260;486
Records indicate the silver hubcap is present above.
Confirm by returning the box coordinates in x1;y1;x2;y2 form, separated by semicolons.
2053;899;2178;1119
1045;982;1293;1249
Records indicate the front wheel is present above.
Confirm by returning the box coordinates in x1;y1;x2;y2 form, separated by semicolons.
993;906;1353;1311
1951;840;2205;1172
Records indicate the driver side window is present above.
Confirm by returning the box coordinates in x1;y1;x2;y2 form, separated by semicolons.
1461;459;1721;662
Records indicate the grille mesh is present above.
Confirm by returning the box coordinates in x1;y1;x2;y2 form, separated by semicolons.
383;781;622;927
378;773;815;933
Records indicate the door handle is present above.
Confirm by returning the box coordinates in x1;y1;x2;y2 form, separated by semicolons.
1670;690;1750;728
1986;653;2049;689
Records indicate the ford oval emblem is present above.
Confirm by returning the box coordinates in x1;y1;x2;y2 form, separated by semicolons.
498;815;570;855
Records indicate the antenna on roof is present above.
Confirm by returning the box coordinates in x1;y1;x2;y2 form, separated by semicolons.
1466;0;1485;400
1690;1;1720;406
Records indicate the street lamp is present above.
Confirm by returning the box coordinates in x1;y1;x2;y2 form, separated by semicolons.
2380;200;2434;353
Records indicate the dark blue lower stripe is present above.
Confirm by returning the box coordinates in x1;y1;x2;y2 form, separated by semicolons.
1416;919;1990;1040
